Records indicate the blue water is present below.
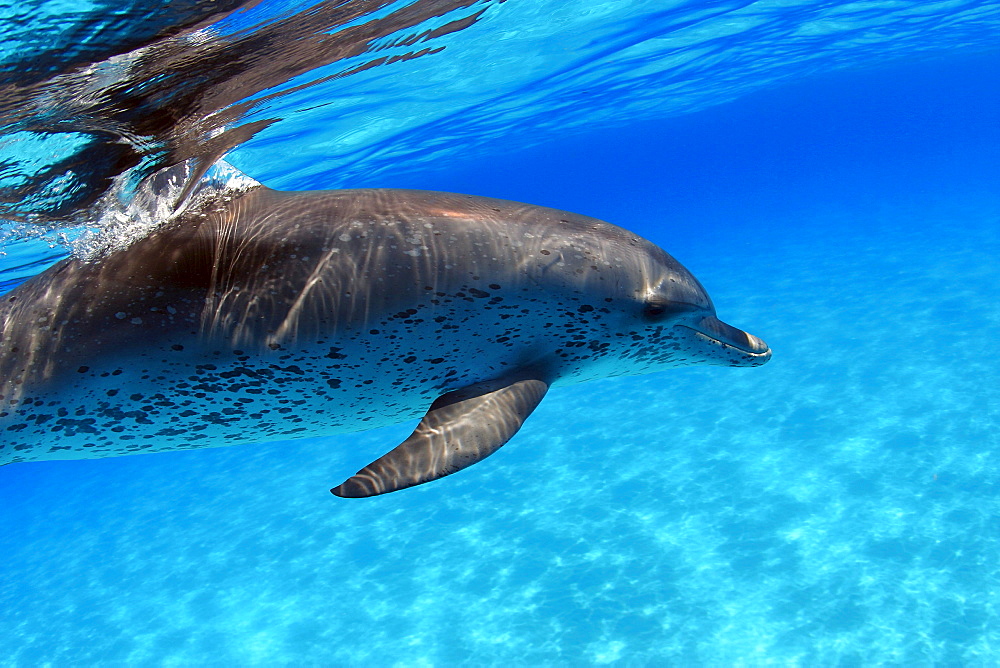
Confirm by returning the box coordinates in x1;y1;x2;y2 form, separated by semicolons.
2;1;1000;664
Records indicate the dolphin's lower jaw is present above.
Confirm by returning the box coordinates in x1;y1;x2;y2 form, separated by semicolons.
676;315;772;367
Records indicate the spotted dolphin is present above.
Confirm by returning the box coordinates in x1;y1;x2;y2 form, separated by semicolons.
0;187;770;496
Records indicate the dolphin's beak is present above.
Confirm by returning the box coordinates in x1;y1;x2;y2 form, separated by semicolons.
678;315;772;366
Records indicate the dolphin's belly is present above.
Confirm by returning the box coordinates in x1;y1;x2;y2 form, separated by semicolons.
1;346;429;464
0;289;566;465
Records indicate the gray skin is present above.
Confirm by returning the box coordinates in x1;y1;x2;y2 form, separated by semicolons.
0;187;771;496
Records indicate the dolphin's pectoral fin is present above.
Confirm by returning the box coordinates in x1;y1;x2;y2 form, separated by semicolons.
332;377;549;498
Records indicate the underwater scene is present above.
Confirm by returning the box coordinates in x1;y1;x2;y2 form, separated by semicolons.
1;0;999;664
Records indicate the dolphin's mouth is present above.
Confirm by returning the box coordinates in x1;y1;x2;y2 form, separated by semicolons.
677;315;771;360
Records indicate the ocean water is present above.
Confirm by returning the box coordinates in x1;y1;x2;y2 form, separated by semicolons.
1;1;1000;665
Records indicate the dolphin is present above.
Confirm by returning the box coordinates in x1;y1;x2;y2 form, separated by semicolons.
0;187;770;496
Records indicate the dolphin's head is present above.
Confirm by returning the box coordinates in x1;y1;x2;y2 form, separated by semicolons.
530;216;771;387
620;241;772;371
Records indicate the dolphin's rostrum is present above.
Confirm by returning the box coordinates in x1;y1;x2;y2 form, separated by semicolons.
0;187;770;496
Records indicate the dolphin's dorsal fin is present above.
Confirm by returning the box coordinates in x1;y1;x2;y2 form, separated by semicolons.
332;377;548;497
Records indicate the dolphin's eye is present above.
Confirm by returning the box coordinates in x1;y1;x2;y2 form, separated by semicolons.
643;300;698;320
643;301;671;319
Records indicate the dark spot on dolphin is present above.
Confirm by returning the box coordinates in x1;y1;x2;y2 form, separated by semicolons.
77;366;89;373
56;417;98;436
171;344;184;351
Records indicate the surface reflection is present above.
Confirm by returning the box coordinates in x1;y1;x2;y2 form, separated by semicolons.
0;0;498;224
